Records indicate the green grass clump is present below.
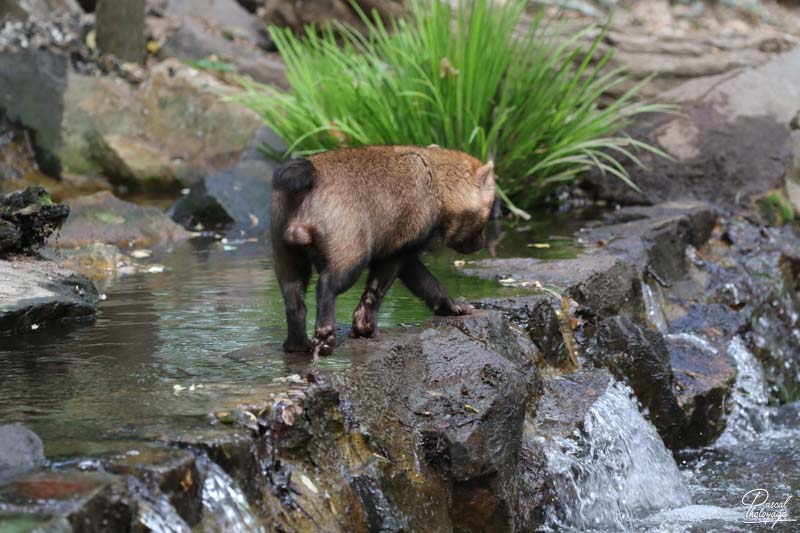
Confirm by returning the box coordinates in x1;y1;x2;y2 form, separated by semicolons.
235;0;668;216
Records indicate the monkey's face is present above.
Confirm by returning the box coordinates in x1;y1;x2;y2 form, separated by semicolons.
448;162;496;254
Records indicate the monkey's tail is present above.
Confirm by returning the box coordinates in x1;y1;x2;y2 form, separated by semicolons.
273;158;317;192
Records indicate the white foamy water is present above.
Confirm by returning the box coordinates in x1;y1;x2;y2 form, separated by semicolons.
641;280;668;335
196;455;265;533
715;337;772;448
127;477;191;533
543;381;691;531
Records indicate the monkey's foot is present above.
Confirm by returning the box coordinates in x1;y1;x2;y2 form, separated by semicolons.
434;298;474;316
311;325;336;357
351;305;378;338
283;337;311;353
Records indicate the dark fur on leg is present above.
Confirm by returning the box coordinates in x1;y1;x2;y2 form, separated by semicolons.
312;266;364;357
274;242;312;352
399;255;473;316
351;259;402;338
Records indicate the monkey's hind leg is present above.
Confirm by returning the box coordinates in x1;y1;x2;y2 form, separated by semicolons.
351;258;402;338
312;265;363;357
399;255;473;316
274;242;312;353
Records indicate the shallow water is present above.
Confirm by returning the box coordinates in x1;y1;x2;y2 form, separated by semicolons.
0;216;583;454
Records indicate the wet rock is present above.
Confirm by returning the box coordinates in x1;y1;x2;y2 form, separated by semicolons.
0;257;97;332
473;294;550;327
667;333;736;448
581;47;800;207
583;316;684;446
169;429;263;504
334;311;539;531
0;424;44;482
168;158;275;235
772;401;800;429
0;186;69;256
164;0;267;48
464;255;643;318
105;447;202;526
58;191;189;248
0;470;135;531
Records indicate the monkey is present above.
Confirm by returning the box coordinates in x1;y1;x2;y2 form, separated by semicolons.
271;145;496;357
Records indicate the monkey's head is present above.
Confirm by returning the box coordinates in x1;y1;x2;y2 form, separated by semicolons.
446;160;496;255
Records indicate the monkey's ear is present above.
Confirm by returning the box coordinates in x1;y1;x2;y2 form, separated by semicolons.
427;144;440;149
476;160;494;187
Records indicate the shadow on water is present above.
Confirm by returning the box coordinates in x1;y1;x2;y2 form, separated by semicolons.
0;212;588;453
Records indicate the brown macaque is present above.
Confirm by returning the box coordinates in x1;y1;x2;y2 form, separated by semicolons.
271;145;496;357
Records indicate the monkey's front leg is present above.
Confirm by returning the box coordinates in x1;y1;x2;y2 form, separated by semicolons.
399;255;473;316
351;259;402;338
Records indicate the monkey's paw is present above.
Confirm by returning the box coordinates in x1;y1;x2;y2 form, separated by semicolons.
311;325;336;357
435;298;474;316
350;305;378;338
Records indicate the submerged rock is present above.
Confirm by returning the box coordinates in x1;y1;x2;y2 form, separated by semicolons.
0;470;135;531
0;257;97;332
59;191;189;248
0;186;69;256
0;424;44;482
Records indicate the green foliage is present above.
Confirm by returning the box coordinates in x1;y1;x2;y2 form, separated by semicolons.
235;0;670;215
757;190;795;226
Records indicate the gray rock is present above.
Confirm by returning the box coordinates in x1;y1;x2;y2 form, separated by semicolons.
168;158;275;235
0;424;44;481
581;47;800;207
0;0;80;21
0;258;97;333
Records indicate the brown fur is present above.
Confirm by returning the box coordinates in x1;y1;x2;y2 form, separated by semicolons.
271;145;496;357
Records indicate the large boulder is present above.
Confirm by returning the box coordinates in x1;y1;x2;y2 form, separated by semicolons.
58;191;189;248
0;257;98;332
0;52;263;191
581;47;800;207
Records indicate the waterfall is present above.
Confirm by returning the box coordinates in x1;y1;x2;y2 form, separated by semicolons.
715;337;772;447
127;477;191;533
543;381;691;531
196;455;265;533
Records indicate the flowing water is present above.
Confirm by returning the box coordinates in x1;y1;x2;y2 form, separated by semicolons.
543;380;692;531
